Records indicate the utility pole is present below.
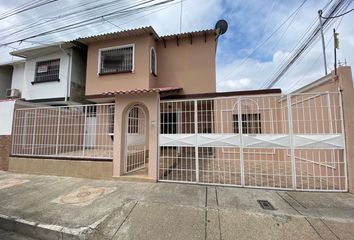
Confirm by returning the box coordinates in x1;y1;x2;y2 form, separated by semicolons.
333;28;337;76
318;10;328;75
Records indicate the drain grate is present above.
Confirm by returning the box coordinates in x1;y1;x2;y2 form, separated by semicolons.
257;200;275;210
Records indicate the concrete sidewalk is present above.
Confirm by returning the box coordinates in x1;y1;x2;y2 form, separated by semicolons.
0;171;354;240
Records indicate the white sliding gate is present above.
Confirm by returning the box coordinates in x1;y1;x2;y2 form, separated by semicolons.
158;92;347;191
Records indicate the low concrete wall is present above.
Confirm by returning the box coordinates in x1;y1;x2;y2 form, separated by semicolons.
0;135;11;170
8;157;113;180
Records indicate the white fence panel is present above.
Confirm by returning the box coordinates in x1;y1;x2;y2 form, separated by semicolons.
11;103;115;159
159;92;347;191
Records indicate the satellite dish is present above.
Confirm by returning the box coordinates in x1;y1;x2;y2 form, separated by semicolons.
215;19;228;36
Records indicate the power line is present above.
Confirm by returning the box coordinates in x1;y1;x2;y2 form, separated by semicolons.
0;0;149;41
219;0;309;82
284;14;345;93
0;0;176;47
262;0;352;89
0;0;59;21
321;6;354;18
18;0;182;46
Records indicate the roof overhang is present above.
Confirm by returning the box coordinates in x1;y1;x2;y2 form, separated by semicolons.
86;87;182;103
72;26;216;45
74;26;159;44
10;42;76;58
159;29;216;41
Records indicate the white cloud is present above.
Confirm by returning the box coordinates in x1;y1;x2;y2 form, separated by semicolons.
218;78;252;91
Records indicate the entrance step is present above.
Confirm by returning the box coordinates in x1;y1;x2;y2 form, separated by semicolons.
115;168;155;183
115;175;156;183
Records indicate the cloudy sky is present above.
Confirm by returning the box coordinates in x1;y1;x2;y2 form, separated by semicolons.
0;0;353;93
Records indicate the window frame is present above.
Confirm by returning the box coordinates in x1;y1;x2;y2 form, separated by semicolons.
150;47;157;76
32;58;61;84
97;43;135;75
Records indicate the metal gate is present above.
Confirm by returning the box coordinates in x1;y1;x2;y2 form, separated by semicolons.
158;92;347;191
125;105;147;173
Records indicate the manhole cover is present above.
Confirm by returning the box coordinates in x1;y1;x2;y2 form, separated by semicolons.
257;200;275;210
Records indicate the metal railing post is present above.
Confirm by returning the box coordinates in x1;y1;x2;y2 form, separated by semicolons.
194;100;199;183
31;109;37;155
238;98;245;187
287;95;297;190
55;108;61;155
11;110;17;155
82;106;87;157
339;92;348;191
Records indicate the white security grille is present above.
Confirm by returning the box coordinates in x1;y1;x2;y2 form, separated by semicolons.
34;59;60;83
99;45;133;74
159;93;347;191
12;103;115;159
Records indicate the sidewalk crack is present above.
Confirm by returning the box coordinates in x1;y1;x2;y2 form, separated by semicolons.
110;201;138;240
275;192;303;215
319;219;340;240
304;217;324;240
285;192;307;209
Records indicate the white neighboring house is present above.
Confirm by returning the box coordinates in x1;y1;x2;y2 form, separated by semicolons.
8;42;87;105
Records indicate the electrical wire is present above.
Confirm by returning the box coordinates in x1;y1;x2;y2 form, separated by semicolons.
3;0;182;51
0;0;176;47
0;0;59;21
219;0;309;82
262;0;352;88
321;6;354;18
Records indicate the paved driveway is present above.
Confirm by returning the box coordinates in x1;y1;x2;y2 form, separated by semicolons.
0;171;354;240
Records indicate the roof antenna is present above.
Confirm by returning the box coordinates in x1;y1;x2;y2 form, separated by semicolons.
179;0;183;33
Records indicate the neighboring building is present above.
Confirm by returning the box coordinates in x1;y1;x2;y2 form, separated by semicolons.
9;42;87;105
0;42;87;170
0;63;14;99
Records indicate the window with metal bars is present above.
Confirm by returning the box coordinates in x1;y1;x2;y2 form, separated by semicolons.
233;113;261;134
99;45;134;74
33;59;60;84
150;47;157;76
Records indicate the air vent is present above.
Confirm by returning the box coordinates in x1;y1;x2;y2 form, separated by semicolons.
257;200;275;210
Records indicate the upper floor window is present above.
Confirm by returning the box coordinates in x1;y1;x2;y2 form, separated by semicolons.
99;44;134;75
150;47;157;76
33;59;60;83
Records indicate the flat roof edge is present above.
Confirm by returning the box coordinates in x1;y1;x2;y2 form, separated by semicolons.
161;89;282;100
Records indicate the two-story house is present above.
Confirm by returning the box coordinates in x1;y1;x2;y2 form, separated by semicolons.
9;42;87;105
75;26;217;180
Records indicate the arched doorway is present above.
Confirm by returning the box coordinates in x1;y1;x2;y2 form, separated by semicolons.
124;104;148;174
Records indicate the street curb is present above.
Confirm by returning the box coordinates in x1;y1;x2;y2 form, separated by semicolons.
0;213;107;240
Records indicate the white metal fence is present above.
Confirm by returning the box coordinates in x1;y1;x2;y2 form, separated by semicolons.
12;103;115;159
159;92;347;191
